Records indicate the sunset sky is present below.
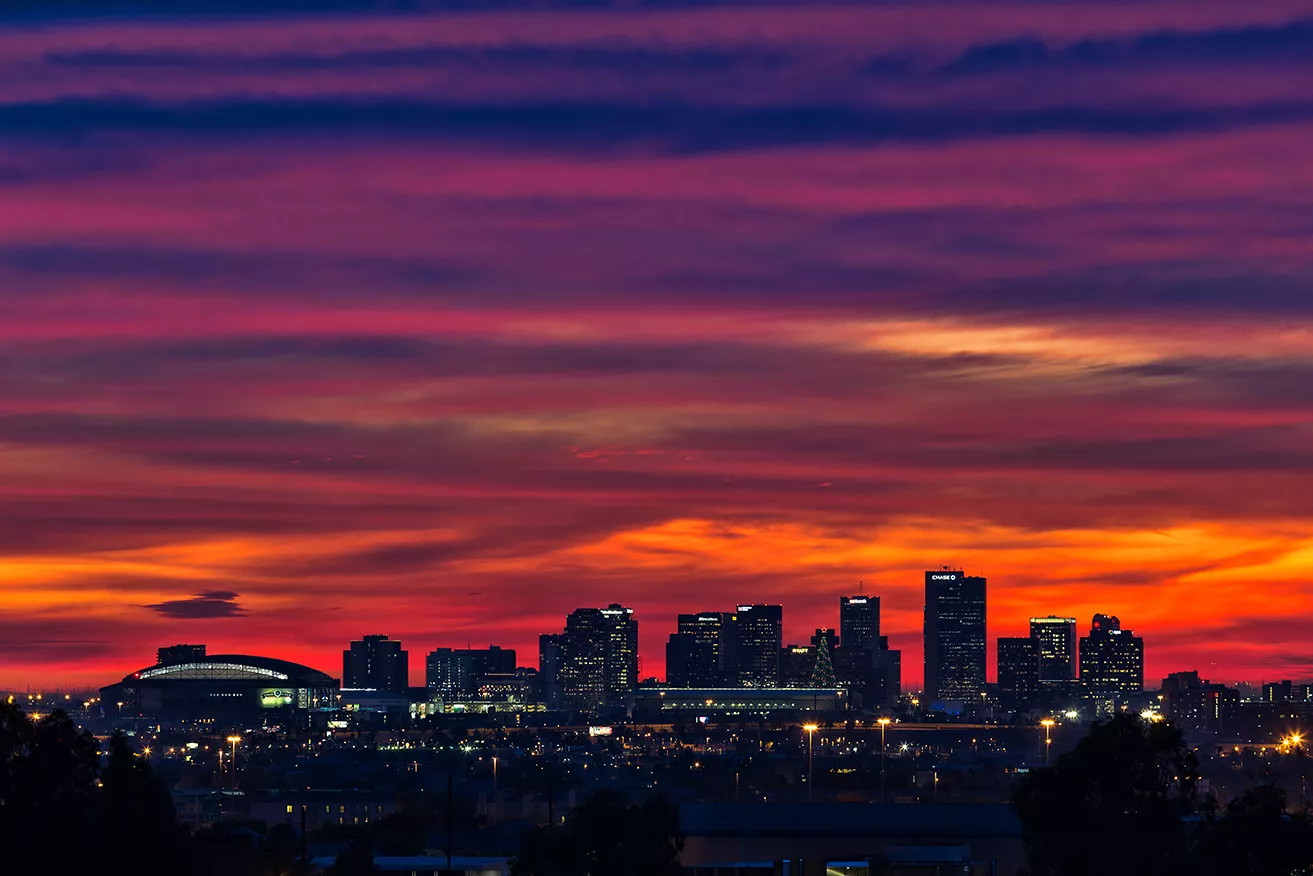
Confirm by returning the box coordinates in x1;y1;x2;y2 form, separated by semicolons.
4;0;1313;690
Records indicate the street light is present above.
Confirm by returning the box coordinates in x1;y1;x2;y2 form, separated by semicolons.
227;735;242;787
803;723;819;804
878;718;892;801
1041;719;1055;766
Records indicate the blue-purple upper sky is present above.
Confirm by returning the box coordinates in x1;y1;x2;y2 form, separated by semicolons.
4;0;1313;687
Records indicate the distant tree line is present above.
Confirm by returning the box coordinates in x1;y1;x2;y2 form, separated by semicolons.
1013;712;1313;876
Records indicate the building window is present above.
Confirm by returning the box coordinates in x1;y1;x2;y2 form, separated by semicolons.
339;805;345;813
286;805;293;814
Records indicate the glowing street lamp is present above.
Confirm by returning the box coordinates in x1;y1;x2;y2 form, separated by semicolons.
803;723;819;804
1041;719;1055;766
878;718;892;801
227;735;242;786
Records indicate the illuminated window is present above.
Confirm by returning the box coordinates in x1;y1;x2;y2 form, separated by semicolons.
339;805;345;813
286;805;293;814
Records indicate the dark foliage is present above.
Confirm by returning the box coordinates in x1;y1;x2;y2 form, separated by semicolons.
511;789;683;876
1202;783;1313;876
1012;713;1200;876
329;835;380;875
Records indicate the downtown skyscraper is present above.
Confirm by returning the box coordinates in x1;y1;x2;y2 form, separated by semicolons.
733;604;783;688
923;569;987;702
1079;613;1144;696
541;604;638;711
1029;616;1077;682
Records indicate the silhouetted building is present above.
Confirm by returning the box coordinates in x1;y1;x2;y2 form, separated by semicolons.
666;633;716;687
996;637;1040;710
677;612;732;683
538;633;564;708
425;645;516;702
866;637;901;706
1264;680;1292;702
157;644;207;666
833;593;900;708
1078;614;1143;696
1262;680;1309;703
343;634;408;693
1162;670;1239;731
542;605;638;711
924;569;987;702
734;604;783;688
1029;616;1077;682
840;595;878;652
780;645;816;688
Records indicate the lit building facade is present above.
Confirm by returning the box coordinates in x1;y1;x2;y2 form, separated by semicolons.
1029;616;1077;682
425;645;516;702
924;569;987;702
541;605;639;711
676;611;732;683
1078;614;1143;695
733;604;784;688
840;595;878;652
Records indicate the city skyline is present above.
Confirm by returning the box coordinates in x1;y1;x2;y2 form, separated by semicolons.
2;581;1216;694
5;0;1313;690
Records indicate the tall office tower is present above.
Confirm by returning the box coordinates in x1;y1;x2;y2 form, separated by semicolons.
539;634;565;709
840;594;878;652
1078;614;1144;695
600;604;639;703
549;605;639;711
666;633;716;687
426;645;517;702
924;569;987;702
1029;616;1077;681
558;609;608;711
343;634;409;692
734;604;784;688
677;612;731;683
157;644;206;665
997;637;1040;710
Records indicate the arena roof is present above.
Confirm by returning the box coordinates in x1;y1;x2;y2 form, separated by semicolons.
120;654;337;686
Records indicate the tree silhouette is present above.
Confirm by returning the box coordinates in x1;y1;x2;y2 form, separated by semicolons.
1202;783;1313;876
0;702;101;869
328;835;379;875
511;790;682;876
99;731;191;875
1012;713;1199;876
